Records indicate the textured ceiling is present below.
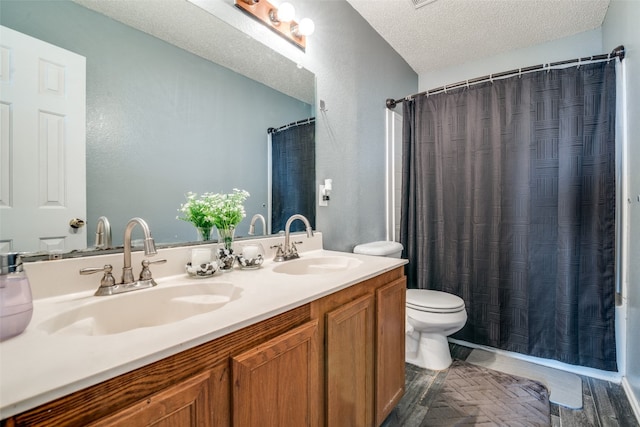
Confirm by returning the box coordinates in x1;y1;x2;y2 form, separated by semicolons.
73;0;610;94
345;0;611;74
72;0;315;104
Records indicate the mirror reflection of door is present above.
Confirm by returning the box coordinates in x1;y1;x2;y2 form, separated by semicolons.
269;118;315;234
0;26;87;253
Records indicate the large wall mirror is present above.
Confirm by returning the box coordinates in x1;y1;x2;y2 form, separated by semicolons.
0;0;316;255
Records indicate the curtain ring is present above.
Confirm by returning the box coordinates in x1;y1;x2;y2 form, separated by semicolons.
518;68;522;78
489;74;493;83
466;79;470;89
546;63;550;73
443;85;447;94
607;52;612;63
577;57;581;69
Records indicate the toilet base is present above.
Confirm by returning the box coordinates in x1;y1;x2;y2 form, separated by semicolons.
405;330;453;371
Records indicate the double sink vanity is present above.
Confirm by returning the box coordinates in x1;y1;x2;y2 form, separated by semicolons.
0;231;408;426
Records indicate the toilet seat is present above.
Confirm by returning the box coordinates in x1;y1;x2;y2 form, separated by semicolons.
406;289;465;314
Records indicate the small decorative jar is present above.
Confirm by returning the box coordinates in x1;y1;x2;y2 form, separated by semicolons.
237;243;265;270
185;248;218;278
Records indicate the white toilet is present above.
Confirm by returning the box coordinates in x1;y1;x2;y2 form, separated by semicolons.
405;289;467;370
353;241;467;371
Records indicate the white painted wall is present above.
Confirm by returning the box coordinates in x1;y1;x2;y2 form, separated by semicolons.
602;0;640;418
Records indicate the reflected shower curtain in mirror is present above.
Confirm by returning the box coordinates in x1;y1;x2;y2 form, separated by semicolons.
400;61;617;371
271;119;316;234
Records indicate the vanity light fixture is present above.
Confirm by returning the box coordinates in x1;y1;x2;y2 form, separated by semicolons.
235;0;314;51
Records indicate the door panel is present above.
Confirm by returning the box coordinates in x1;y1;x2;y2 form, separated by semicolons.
232;320;319;427
326;294;375;427
0;25;86;252
375;277;406;425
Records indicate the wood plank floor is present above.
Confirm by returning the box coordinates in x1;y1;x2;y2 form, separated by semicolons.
382;344;639;426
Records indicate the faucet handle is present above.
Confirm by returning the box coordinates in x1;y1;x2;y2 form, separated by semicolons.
286;242;303;260
80;264;116;290
290;241;303;253
271;244;285;262
139;258;167;281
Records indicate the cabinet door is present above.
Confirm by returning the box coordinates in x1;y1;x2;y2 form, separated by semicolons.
88;371;212;427
375;278;406;425
232;320;319;427
326;294;375;427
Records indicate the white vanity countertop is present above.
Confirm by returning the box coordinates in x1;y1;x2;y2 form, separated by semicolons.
0;236;407;419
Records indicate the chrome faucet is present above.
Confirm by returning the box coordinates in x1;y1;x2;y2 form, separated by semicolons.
122;217;157;284
273;214;313;262
80;217;166;296
248;214;267;236
94;216;112;249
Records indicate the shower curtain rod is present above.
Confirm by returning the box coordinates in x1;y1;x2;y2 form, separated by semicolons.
386;45;625;109
267;116;315;134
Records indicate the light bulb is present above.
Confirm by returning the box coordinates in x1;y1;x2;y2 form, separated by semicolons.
276;2;296;22
297;18;315;36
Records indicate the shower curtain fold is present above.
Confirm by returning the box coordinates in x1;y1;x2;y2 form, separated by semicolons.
400;61;617;371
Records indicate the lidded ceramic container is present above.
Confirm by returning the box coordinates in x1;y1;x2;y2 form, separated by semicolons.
0;253;33;341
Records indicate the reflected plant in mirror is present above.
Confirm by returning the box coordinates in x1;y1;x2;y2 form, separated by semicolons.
207;189;250;239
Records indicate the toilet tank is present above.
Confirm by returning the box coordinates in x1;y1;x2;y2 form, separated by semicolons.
353;241;403;258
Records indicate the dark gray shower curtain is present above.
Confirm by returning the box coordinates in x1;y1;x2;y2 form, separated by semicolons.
400;61;617;371
271;120;316;234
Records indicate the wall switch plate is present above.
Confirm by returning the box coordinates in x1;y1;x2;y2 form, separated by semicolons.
319;184;328;206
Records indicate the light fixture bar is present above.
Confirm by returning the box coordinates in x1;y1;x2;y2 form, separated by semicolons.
234;0;307;50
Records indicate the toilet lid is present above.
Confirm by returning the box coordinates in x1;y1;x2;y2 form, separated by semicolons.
406;289;465;313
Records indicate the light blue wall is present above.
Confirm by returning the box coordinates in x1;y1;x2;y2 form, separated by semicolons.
301;1;418;252
1;1;312;246
418;28;603;90
603;0;640;415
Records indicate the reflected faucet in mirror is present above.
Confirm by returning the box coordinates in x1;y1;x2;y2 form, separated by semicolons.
94;216;112;249
248;214;267;237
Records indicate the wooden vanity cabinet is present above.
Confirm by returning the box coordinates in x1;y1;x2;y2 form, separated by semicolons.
317;269;406;427
3;267;405;427
3;305;311;427
375;278;407;425
232;320;319;427
88;371;213;427
325;294;375;426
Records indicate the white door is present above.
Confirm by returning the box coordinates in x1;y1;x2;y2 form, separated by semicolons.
0;26;86;253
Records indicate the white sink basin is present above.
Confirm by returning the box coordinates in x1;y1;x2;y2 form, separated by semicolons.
272;256;363;275
39;281;239;336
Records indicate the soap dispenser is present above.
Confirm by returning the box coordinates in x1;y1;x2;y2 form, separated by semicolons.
0;253;33;341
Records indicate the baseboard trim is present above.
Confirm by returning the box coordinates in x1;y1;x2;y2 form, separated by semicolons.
622;377;640;424
449;338;622;383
